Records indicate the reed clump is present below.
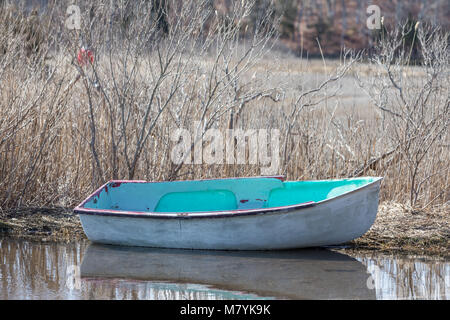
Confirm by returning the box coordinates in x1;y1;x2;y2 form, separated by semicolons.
0;0;448;216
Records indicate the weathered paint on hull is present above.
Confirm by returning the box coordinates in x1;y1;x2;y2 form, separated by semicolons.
78;179;380;250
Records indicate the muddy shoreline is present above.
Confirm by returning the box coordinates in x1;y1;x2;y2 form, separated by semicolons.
0;207;87;243
0;203;448;257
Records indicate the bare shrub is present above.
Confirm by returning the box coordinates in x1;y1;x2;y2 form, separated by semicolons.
281;49;361;176
65;0;282;186
357;23;450;208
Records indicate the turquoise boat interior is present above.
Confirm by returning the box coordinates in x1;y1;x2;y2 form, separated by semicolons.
80;177;380;213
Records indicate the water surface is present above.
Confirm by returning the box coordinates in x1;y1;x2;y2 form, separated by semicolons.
0;239;448;299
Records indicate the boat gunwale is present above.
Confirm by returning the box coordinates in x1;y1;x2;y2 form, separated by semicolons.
74;176;383;220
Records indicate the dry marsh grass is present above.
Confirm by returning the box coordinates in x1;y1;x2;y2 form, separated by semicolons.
0;0;448;216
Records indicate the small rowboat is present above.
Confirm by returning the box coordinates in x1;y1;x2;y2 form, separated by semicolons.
74;176;382;250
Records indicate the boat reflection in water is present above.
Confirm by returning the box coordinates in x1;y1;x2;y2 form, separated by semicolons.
80;244;376;299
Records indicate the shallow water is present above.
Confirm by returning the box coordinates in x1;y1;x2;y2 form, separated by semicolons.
0;239;448;300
